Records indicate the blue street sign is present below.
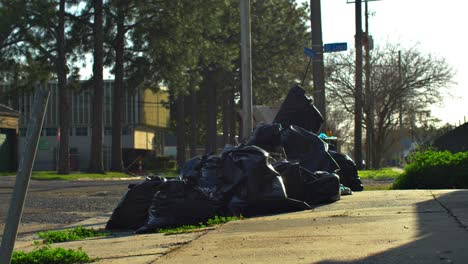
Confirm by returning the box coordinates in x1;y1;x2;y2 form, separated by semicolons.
304;47;316;58
323;42;347;53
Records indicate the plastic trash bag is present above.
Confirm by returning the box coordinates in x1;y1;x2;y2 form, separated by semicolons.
246;123;282;153
106;176;166;230
227;195;310;217
221;145;286;201
280;125;339;173
274;161;341;204
329;150;364;191
273;85;324;134
135;180;224;234
179;155;205;183
302;170;341;204
221;146;309;216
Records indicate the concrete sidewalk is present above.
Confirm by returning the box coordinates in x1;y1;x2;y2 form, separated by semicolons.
14;190;468;263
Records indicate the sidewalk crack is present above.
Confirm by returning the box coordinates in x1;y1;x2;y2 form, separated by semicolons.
431;192;467;231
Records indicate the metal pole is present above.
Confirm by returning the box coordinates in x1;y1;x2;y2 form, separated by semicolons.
240;0;253;139
0;85;51;264
354;0;363;169
364;0;373;168
310;0;326;129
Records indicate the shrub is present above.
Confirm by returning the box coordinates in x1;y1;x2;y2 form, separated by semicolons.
12;244;92;264
393;150;468;189
37;226;109;244
157;215;241;235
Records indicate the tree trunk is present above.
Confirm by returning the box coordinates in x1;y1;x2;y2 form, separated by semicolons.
206;81;217;153
373;125;385;169
110;2;125;172
221;94;228;147
228;88;236;144
89;0;105;173
189;80;197;157
57;0;70;174
176;94;186;168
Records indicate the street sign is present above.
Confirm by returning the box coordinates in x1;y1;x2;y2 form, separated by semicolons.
303;47;316;58
323;42;347;53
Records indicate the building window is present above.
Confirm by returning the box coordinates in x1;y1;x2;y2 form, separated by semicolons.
122;126;131;135
104;127;112;136
75;127;88;136
45;128;57;136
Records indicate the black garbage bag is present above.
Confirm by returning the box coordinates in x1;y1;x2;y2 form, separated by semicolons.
221;145;286;201
273;85;324;134
273;161;341;204
222;146;310;216
179;155;205;183
246;123;282;153
135;180;224;234
329;150;364;191
200;155;222;189
106;176;166;230
273;160;304;200
280;125;339;173
302;170;341;204
227;195;310;217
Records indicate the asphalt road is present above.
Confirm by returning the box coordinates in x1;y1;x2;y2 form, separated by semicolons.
0;176;141;238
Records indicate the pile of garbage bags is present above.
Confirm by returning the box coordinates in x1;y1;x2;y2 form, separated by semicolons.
106;85;363;233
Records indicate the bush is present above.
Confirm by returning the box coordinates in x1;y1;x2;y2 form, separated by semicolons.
37;226;109;244
393;150;468;189
12;244;92;264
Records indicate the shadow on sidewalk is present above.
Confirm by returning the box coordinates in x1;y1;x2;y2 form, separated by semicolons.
317;190;468;264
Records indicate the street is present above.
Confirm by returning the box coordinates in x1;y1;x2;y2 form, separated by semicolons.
0;176;141;239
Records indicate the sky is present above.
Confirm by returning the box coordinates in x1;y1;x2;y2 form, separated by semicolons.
298;0;468;126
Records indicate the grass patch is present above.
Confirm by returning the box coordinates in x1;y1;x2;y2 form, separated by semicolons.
30;171;131;181
149;168;179;178
12;243;93;264
37;226;109;243
0;171;15;176
158;215;242;235
359;167;403;180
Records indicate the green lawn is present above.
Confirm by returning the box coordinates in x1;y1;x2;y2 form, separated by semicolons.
149;168;179;178
358;167;403;180
0;171;132;180
30;171;132;180
0;170;177;180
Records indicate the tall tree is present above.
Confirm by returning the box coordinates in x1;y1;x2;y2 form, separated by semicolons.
56;0;71;174
0;0;81;174
104;0;157;171
89;0;105;173
326;43;454;167
106;0;126;172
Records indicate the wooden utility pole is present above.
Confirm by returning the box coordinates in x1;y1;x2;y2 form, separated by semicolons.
354;0;363;169
240;0;253;139
310;0;326;129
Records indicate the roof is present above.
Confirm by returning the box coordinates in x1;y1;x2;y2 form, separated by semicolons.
432;122;468;153
0;104;19;118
